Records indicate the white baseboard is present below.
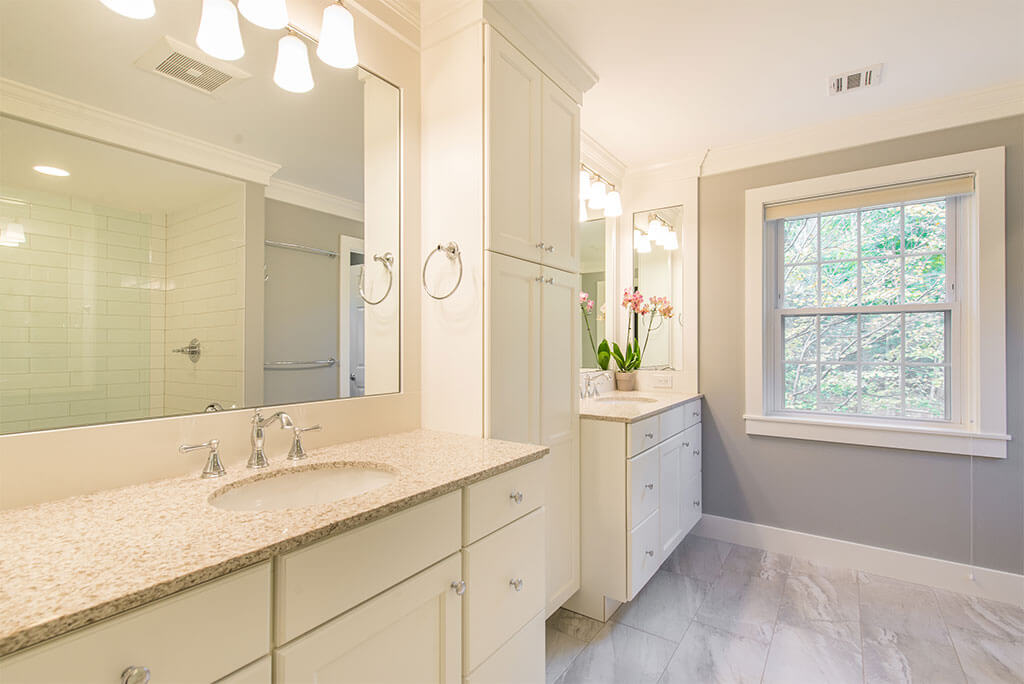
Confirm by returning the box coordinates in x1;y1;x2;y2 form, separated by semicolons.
694;514;1024;607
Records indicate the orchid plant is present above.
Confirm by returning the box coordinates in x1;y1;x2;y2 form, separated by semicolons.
579;292;610;370
611;289;674;372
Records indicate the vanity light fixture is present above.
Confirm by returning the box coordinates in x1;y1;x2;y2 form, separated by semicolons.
646;216;667;242
635;233;652;253
587;179;607;210
604;190;622;217
238;0;289;30
33;165;70;177
580;163;622;219
274;33;315;93
98;0;155;19
661;231;679;250
196;0;245;61
316;2;359;69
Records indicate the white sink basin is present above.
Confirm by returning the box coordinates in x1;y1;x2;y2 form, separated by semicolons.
593;396;658;403
210;465;397;512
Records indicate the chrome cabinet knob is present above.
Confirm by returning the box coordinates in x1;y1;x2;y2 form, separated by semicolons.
510;491;524;504
535;242;546;250
451;580;467;596
645;550;654;557
544;245;555;253
694;449;701;456
693;410;700;416
644;432;654;439
534;276;544;282
509;578;524;592
682;441;690;447
694;499;701;507
644;483;654;490
121;666;151;684
544;277;554;284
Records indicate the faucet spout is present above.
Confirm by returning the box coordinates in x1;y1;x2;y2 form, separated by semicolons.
248;409;294;469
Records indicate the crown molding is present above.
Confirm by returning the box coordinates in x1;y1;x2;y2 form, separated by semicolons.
0;78;281;185
265;179;365;222
348;0;420;51
581;130;627;185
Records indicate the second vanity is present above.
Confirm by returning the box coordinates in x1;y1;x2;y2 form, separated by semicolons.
566;390;703;621
0;431;548;684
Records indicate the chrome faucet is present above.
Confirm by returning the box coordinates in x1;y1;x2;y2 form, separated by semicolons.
180;439;225;479
287;423;323;461
580;374;601;399
249;409;294;469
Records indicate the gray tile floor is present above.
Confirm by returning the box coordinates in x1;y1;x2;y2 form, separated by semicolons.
546;536;1024;684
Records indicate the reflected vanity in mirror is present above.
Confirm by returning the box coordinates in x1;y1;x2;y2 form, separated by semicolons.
0;0;400;435
632;205;681;368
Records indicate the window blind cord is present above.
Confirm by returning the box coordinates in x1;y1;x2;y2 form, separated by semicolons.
969;452;976;581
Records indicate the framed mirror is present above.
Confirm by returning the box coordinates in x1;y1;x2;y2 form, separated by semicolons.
632;205;681;369
0;0;401;435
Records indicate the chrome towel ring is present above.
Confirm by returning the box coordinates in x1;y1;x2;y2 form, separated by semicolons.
422;241;463;300
359;252;394;305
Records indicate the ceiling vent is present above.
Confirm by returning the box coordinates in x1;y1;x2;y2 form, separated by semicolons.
135;36;250;96
829;63;883;95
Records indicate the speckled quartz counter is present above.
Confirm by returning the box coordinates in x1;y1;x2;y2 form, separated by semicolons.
0;429;547;657
579;391;702;423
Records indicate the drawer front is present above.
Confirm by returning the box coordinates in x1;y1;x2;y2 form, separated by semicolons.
465;611;544;684
679;424;702;481
216;656;272;684
659;405;686;441
682;399;702;430
0;563;271;684
276;491;462;644
627;447;659;530
627;511;660;599
464;459;545;545
681;472;702;536
464;508;546;672
628;415;660;457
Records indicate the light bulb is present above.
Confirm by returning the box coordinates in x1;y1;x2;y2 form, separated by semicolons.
196;0;245;61
579;170;591;200
588;180;606;210
604;190;622;217
274;34;315;93
635;234;651;253
317;3;359;69
238;0;288;29
662;231;679;250
98;0;155;19
1;222;26;244
579;198;588;222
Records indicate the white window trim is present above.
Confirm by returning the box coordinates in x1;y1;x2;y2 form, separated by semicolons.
744;148;1009;458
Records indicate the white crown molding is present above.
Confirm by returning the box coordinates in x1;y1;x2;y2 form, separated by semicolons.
581;130;627;185
0;78;281;185
265;179;365;222
696;514;1024;607
627;80;1024;180
348;0;420;51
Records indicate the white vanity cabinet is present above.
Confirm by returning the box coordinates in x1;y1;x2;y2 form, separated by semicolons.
567;398;702;621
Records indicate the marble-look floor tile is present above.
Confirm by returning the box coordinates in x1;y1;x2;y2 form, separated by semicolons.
695;568;786;644
546;624;588;684
611;570;710;641
935;589;1024;644
661;536;732;583
722;544;792;579
862;623;966;684
659;620;769;684
560;621;677;684
762;622;862;684
778;558;860;642
548;607;605;643
858;572;950;644
948;625;1024;684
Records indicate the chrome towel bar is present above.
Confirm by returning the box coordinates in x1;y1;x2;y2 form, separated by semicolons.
264;358;337;370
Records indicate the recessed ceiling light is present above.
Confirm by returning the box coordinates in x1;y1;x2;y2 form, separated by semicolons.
33;165;70;177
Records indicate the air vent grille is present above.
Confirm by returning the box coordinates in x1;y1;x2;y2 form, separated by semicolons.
829;63;883;95
155;52;233;93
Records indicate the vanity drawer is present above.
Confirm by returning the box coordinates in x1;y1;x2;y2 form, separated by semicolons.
465;610;544;684
464;458;545;545
679;424;702;481
627;510;660;599
683;399;702;430
275;491;461;644
627;447;660;530
463;508;545;672
659;405;686;440
628;415;660;457
0;563;271;684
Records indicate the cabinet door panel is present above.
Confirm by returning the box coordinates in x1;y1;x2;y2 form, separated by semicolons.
485;252;541;443
540;266;580;614
540;78;580;272
681;472;702;537
485;28;543;263
658;434;685;556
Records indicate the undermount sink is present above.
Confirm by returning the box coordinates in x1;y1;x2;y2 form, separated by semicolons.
593;396;658;403
209;465;397;512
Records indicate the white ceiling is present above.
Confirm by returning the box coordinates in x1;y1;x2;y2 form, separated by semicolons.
528;0;1024;168
0;0;396;201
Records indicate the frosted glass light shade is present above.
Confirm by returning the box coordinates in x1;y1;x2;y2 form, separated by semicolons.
99;0;155;19
197;0;245;61
635;234;651;253
662;231;679;250
647;217;668;242
274;35;315;93
579;170;591;200
588;180;606;210
317;3;359;69
238;0;288;29
604;190;622;217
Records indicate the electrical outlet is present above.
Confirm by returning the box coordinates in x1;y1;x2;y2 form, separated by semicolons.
651;374;673;389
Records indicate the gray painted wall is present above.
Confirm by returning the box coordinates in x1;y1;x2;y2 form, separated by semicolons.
698;116;1023;573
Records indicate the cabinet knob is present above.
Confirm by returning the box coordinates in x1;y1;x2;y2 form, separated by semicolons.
535;242;546;250
121;666;151;684
693;411;700;417
509;578;524;592
544;245;555;253
682;441;690;447
451;580;467;596
644;432;654;439
534;276;544;282
694;449;701;456
693;499;701;507
644;483;654;490
510;491;524;504
645;550;654;557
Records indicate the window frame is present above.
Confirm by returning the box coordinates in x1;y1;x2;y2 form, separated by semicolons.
743;148;1009;458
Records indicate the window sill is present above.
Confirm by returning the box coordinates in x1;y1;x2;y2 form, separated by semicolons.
743;414;1009;458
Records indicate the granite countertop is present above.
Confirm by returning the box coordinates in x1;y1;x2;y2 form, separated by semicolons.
579;391;702;423
0;429;547;657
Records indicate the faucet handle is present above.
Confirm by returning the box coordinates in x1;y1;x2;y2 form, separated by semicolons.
180;439;225;479
287;424;322;461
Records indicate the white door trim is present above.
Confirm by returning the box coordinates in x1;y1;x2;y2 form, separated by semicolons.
339;236;366;398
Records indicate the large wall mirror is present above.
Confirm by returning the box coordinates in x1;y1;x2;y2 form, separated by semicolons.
632;205;681;369
0;0;401;436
